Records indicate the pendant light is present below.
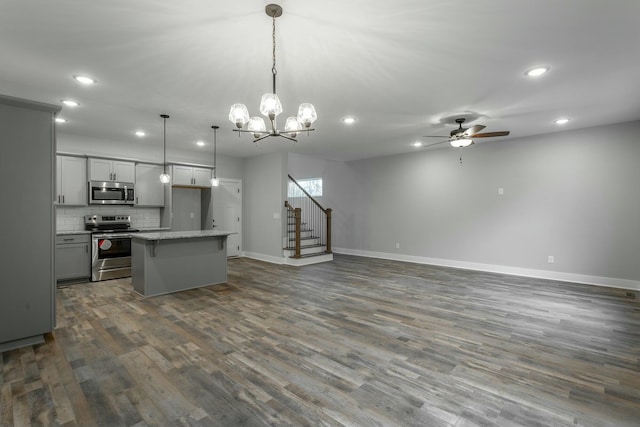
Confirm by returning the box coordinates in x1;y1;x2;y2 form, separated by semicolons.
228;3;317;143
159;114;170;183
210;125;220;187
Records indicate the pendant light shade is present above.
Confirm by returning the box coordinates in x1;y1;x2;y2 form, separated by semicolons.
229;104;250;128
159;114;170;184
259;93;283;120
297;103;317;128
247;116;267;138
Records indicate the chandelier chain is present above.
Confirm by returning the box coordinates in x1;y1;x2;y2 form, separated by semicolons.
271;12;277;94
272;13;277;75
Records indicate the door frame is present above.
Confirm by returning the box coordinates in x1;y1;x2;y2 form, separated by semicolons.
212;178;242;257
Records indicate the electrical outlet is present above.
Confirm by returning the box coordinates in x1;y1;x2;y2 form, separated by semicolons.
395;242;400;249
547;255;555;264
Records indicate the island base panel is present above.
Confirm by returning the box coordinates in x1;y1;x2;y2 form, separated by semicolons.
132;237;227;297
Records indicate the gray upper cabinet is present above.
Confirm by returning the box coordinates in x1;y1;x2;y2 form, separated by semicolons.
89;158;135;182
56;155;87;205
1;94;59;352
172;165;211;187
135;163;165;206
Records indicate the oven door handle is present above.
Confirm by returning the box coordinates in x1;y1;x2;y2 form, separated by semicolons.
92;238;99;268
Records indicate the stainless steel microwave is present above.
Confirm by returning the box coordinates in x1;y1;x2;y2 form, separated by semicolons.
88;181;135;205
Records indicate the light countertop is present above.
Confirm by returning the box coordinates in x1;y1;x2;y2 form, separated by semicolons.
132;230;236;241
56;230;92;236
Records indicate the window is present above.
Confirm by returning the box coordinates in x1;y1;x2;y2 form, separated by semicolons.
288;178;323;197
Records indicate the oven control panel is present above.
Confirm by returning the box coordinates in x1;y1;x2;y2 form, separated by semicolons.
85;214;132;226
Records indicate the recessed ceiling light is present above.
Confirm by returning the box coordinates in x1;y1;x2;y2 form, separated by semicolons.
73;75;96;85
412;141;423;148
61;99;79;107
342;116;356;125
55;117;67;123
554;118;569;125
196;140;205;146
135;130;147;137
525;66;549;77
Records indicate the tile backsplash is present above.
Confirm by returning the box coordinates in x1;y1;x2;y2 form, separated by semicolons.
56;206;161;232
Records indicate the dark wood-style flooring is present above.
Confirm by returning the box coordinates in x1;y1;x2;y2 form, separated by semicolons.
1;254;640;426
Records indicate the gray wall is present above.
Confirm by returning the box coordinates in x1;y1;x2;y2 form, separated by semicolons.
171;187;203;231
288;153;359;249
334;120;640;283
243;152;288;260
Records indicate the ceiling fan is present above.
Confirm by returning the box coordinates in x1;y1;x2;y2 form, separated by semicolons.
423;118;510;148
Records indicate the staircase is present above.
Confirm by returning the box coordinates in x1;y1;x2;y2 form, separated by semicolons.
284;175;333;266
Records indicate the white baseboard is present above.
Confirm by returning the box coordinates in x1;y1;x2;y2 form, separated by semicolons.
242;252;285;265
332;247;640;291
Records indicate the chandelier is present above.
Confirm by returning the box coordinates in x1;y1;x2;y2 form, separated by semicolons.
228;4;317;142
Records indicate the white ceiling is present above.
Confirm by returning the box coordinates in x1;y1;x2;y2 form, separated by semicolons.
2;0;640;162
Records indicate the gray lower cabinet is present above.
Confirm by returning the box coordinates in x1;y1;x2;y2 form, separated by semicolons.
56;234;91;282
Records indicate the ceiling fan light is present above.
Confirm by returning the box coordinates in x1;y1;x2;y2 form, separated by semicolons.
259;93;282;120
160;173;171;184
451;138;473;148
229;104;250;128
297;103;317;128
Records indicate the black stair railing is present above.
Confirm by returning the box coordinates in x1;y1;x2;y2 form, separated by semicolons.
284;175;332;258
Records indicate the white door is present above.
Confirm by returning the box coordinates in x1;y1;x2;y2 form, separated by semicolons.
212;179;242;257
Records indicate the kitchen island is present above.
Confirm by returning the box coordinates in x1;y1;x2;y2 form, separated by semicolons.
131;230;235;297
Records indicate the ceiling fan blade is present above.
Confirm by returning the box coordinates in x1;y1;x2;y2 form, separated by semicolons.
470;131;510;138
463;124;486;136
423;135;449;138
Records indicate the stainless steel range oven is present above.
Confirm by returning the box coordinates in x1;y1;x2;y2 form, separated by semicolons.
85;215;139;281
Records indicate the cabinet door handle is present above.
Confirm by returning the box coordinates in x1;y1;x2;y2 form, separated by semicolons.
62;195;65;204
64;238;73;241
114;173;117;180
136;197;139;205
58;195;60;203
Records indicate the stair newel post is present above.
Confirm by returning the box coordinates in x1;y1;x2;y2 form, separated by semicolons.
325;208;332;254
294;207;302;258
